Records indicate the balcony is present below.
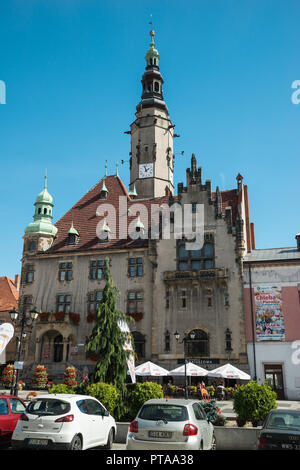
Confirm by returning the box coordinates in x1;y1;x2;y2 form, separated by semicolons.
38;312;80;325
163;267;228;282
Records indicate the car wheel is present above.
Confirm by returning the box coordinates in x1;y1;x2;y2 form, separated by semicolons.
70;434;82;450
103;428;114;450
211;434;217;450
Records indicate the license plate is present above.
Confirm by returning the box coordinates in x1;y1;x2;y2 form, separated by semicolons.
282;443;300;450
29;439;48;446
148;431;172;438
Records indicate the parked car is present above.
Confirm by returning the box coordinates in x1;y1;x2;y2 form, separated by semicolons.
126;398;216;450
0;395;27;445
11;394;116;450
257;409;300;450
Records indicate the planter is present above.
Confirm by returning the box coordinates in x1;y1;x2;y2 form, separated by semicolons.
54;312;65;322
69;312;80;324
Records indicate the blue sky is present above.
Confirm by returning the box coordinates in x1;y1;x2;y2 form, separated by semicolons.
0;0;299;278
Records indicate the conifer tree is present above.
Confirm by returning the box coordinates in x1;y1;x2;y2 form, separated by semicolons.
85;258;134;398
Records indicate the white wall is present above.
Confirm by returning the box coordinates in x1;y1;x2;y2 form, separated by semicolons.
247;342;300;400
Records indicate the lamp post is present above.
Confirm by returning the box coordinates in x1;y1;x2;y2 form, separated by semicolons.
8;306;40;396
174;330;196;399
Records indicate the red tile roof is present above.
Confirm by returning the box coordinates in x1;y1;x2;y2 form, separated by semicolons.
0;277;19;313
46;176;240;255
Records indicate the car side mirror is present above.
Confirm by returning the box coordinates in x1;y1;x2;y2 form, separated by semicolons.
102;410;109;417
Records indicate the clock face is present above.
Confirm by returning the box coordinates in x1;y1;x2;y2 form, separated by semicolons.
139;163;154;179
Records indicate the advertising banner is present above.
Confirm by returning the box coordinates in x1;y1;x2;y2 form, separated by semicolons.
254;286;285;341
118;320;136;383
0;323;14;358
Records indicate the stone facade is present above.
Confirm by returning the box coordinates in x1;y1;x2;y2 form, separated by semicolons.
17;31;254;382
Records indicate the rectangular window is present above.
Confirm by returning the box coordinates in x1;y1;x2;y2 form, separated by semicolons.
166;289;170;308
25;265;34;283
128;258;143;277
57;295;71;313
177;235;215;271
90;260;105;280
181;289;187;309
127;291;143;313
59;262;73;282
88;291;103;313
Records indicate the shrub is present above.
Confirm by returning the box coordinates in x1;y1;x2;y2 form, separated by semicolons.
233;380;277;426
127;381;164;419
1;364;16;388
86;382;119;415
48;384;76;394
32;365;48;389
64;366;77;387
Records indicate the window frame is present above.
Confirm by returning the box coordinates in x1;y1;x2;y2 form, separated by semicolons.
58;262;73;282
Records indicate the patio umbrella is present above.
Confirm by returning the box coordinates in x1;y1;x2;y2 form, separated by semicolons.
134;361;170;376
169;362;208;376
207;363;250;380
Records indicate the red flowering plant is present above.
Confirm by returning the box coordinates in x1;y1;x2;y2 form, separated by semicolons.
1;364;16;388
87;312;96;323
127;312;144;322
39;312;50;322
69;312;80;324
64;366;77;387
54;311;65;322
32;365;48;389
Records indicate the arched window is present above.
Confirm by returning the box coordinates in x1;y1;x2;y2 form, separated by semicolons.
38;208;41;214
154;81;159;92
132;331;145;358
44;208;47;215
54;335;64;362
186;329;209;358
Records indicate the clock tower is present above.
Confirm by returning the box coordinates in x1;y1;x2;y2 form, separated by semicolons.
129;30;175;199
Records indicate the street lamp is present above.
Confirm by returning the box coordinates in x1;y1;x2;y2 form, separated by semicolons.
8;306;40;396
174;330;196;399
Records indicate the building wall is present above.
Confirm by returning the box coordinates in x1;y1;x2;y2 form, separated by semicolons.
244;262;300;399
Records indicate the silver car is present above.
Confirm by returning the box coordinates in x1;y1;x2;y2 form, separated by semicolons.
126;398;216;450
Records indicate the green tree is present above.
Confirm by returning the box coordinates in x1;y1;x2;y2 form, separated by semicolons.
233;380;277;426
85;258;134;413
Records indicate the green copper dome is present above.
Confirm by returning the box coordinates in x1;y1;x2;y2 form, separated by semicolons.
145;30;160;66
25;173;58;238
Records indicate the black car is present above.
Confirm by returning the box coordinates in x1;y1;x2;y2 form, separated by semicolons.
257;409;300;450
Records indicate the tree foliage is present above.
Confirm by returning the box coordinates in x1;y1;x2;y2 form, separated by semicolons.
85;258;134;400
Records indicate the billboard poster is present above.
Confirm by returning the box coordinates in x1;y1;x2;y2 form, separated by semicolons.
254;286;285;341
118;320;136;383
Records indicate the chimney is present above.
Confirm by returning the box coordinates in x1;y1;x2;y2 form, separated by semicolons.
296;234;300;251
14;274;20;291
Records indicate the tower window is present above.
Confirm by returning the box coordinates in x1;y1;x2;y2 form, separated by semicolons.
29;241;36;251
38;208;41;214
24;265;35;284
154;81;159;92
44;208;47;214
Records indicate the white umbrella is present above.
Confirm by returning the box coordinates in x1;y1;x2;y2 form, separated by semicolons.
134;361;170;376
207;363;250;380
169;362;208;377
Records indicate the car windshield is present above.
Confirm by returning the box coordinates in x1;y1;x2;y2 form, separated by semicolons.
266;412;300;431
139;404;188;422
26;399;71;416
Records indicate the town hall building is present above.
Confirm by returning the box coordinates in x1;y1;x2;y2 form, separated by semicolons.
18;31;254;382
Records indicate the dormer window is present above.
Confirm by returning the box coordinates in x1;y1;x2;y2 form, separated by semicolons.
100;180;109;199
67;233;76;245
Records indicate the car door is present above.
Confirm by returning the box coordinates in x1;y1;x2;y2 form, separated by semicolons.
0;397;12;437
76;399;95;448
8;397;26;433
86;399;109;446
192;403;212;450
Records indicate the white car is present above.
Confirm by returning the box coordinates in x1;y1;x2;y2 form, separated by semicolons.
126;398;216;451
11;394;117;450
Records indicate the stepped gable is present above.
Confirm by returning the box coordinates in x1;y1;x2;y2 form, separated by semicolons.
47;175;171;254
0;276;19;312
